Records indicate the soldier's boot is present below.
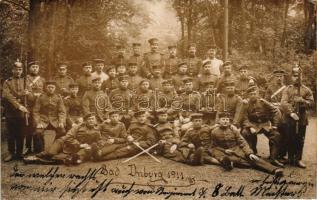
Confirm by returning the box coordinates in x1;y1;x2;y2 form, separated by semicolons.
220;156;234;171
190;147;204;166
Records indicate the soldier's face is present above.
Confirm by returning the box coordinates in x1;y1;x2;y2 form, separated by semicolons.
291;74;299;83
29;65;40;75
12;67;23;77
117;49;125;56
128;65;138;75
140;81;150;91
219;117;230;127
86;116;97;127
119;80;128;88
224;65;232;75
133;46;141;55
275;74;284;83
70;87;79;95
136;114;147;124
184;82;193;91
248;91;259;102
58;67;67;76
153;69;161;77
179;65;187;74
110;114;120;123
207;49;216;58
117;65;126;74
92;80;102;89
83;65;92;74
150;43;159;52
188;47;196;56
46;85;56;94
193;118;203;128
158;113;168;122
203;64;212;74
162;83;172;92
206;84;215;92
225;86;235;95
108;68;116;77
95;63;104;72
169;48;177;57
239;69;247;77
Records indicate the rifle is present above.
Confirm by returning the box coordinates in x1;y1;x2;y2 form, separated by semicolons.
294;64;302;135
23;57;29;126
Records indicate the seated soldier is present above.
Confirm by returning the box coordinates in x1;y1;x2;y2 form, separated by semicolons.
27;113;101;165
97;110;157;161
178;113;209;166
96;110;127;160
209;112;284;176
33;81;66;152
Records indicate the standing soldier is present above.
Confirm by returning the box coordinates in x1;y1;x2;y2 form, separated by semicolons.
25;61;46;155
132;79;155;111
76;61;93;97
143;38;164;78
186;43;202;77
129;42;144;77
2;61;30;161
101;65;119;94
197;60;218;92
163;45;179;79
111;44;128;66
54;62;74;97
201;80;217;125
150;65;164;90
265;69;287;103
179;77;201;112
216;80;243;127
239;86;284;167
33;81;66;152
64;83;84;131
172;61;190;93
216;61;237;93
82;77;111;123
91;59;109;83
203;45;223;77
281;67;314;168
127;60;143;93
209;112;284;176
236;65;256;98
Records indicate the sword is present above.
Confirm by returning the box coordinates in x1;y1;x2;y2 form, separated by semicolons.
271;85;286;99
122;143;160;163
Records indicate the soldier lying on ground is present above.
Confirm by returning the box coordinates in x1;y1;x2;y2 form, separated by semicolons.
209;112;284;177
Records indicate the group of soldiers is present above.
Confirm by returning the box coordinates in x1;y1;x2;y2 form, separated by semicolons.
2;38;315;177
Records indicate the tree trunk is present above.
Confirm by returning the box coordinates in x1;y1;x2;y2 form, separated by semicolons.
27;0;40;61
281;0;289;47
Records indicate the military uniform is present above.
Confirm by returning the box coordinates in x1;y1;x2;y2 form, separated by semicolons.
185;56;202;77
54;75;74;97
143;52;165;77
197;74;218;92
216;74;237;93
76;74;93;97
216;93;243;126
101;77;119;93
163;56;179;79
98;121;157;161
129;54;145;77
236;76;255;98
210;126;280;174
127;74;143;93
33;87;67;151
281;79;314;165
172;74;189;93
64;95;84;130
150;76;164;91
201;88;217;125
179;90;201;112
132;88;155;111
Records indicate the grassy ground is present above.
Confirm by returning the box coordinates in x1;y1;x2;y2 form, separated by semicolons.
1;118;316;200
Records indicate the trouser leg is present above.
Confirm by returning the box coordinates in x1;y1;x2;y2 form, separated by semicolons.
6;118;17;155
15;118;24;157
251;157;279;174
241;128;257;154
295;125;306;161
46;138;64;155
99;144;125;156
263;129;281;159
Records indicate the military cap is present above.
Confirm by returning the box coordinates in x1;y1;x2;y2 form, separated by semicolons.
203;80;215;85
273;69;285;75
223;61;232;67
13;61;23;68
139;79;150;85
128;60;138;66
238;65;248;71
57;62;68;69
83;112;96;120
92;77;101;82
207;45;218;50
162;79;173;85
156;108;168;115
190;113;203;120
134;110;146;117
148;38;159;44
188;43;197;49
108;110;120;116
118;75;129;82
132;42;141;47
82;61;92;67
115;62;126;67
218;112;231;119
93;59;105;64
202;60;212;68
224;79;235;87
69;83;79;88
292;67;301;75
106;65;116;72
182;77;193;84
28;61;40;67
178;61;187;67
152;65;161;70
168;45;176;49
45;81;57;86
246;85;258;94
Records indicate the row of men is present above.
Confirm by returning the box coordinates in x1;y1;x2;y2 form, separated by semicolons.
2;58;314;171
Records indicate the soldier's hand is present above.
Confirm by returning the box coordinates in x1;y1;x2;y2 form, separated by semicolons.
58;122;64;128
159;140;166;144
294;96;305;103
107;139;115;144
188;143;195;149
77;117;84;124
249;154;259;161
225;149;234;155
127;135;134;142
250;127;257;134
290;113;299;121
170;144;178;153
18;105;29;113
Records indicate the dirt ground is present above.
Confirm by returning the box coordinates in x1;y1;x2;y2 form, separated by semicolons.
1;117;316;200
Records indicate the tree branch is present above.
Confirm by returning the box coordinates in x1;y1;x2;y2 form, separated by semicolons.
1;0;29;11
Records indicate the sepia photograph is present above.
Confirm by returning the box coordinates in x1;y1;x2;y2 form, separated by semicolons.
0;0;316;199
